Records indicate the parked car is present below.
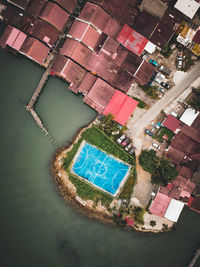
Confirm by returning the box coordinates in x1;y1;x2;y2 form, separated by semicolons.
177;59;183;69
152;142;160;149
158;87;166;94
160;82;170;89
121;137;131;147
149;59;158;67
117;134;126;144
125;143;133;151
158;65;171;75
157;72;165;80
151;121;160;129
112;131;120;135
144;129;153;136
128;146;136;155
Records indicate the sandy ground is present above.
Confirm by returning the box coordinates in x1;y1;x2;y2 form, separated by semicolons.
142;212;174;231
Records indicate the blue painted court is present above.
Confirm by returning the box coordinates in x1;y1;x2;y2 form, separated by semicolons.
71;142;130;196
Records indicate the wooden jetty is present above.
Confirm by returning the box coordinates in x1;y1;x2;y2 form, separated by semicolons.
30;109;55;145
186;242;200;267
26;70;50;111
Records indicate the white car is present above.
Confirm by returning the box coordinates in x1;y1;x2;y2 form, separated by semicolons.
157;73;165;80
117;134;126;144
152;142;160;149
151;121;160;129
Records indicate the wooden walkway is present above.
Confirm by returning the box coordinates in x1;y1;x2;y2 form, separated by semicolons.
30;109;55;145
186;243;200;267
26;70;50;111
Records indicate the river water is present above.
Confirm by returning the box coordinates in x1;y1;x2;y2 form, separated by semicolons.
0;49;200;267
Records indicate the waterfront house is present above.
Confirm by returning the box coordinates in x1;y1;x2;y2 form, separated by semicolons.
40;2;69;31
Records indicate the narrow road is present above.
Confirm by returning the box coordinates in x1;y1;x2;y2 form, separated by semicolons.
129;62;200;138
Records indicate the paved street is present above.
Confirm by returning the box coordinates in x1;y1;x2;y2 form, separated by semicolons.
128;62;200;208
128;61;200;138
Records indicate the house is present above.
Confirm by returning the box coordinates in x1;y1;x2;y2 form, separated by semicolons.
134;60;155;85
180;108;200;127
162;114;181;132
51;55;86;93
78;2;122;38
0;25;27;51
20;37;50;65
116;24;148;56
60;38;92;67
139;0;168;19
103;90;138;125
53;0;77;13
67;20;101;51
28;19;59;48
92;0;139;26
83;78;116;113
174;0;200;20
77;72;97;95
149;8;180;48
25;0;47;16
133;10;159;39
40;2;69;31
191;27;200;56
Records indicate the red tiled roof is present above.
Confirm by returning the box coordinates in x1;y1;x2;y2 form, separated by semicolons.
84;52;134;93
117;24;148;56
133;10;159;38
166;146;185;166
77;72;97;95
40;2;69;31
29;19;59;47
78;2;122;38
83;78;115;113
170;132;195;154
51;55;86;93
20;37;49;65
134;60;155;85
61;38;92;67
53;0;77;13
178;166;194;180
67;20;101;50
100;0;138;26
99;36;119;58
163;115;181;132
26;0;46;16
103;90;138;125
150;192;171;217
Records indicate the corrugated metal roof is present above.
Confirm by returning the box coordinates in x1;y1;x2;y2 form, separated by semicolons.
117;24;148;56
103;90;138;125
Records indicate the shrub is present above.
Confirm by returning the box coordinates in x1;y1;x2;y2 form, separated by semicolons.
150;220;156;227
134;207;145;225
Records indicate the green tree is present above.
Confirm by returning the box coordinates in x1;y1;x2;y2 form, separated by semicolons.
134;207;145;225
139;150;159;173
151;157;178;185
150;220;156;227
188;87;200;112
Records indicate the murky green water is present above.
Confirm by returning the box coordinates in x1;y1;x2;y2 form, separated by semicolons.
0;49;200;267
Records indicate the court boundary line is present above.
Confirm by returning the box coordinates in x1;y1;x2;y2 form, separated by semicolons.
70;141;131;197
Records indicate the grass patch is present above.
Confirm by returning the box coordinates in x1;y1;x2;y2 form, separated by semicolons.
129;96;148;109
156;127;174;142
82;126;135;165
68;172;113;207
119;167;136;203
63;126;136;205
